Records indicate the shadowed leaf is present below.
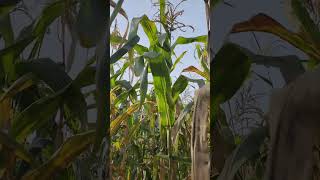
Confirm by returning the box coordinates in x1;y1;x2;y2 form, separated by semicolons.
76;0;108;48
21;131;96;180
231;13;320;60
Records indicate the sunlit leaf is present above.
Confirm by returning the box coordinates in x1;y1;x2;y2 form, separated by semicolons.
171;51;187;72
159;0;166;24
171;35;207;50
148;51;175;127
139;64;148;108
110;35;140;64
171;75;188;104
171;102;193;145
183;66;209;80
140;15;159;47
110;0;126;25
110;104;140;136
110;0;129;46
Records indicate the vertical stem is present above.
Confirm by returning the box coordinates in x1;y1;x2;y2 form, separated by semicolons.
93;0;110;177
55;15;66;151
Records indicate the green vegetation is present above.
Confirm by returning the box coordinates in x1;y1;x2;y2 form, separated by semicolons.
1;0;320;179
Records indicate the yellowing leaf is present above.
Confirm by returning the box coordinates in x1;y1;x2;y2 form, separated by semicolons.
183;66;209;80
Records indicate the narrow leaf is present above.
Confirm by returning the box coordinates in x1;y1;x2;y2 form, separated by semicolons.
110;35;140;64
171;35;207;50
217;127;267;180
110;0;125;25
21;131;96;180
171;51;187;72
231;13;320;60
171;102;193;145
171;75;188;103
76;0;108;47
0;73;37;102
0;131;35;165
110;104;140;136
139;64;148;108
10;86;67;142
183;66;209;80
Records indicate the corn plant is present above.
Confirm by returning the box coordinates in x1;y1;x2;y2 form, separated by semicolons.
109;0;209;179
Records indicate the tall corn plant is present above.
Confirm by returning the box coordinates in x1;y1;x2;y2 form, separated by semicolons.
110;0;209;179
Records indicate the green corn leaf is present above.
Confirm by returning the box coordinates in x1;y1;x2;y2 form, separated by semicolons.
10;85;67;142
186;77;205;88
218;127;267;180
211;43;251;105
171;101;193;146
171;75;188;104
76;0;108;48
291;0;320;44
134;44;149;55
110;35;140;64
183;66;209;80
73;66;96;88
21;131;96;180
140;15;159;47
0;73;37;102
0;0;66;67
171;35;207;50
133;56;145;76
16;59;88;133
0;14;15;80
159;0;166;24
127;15;158;47
110;104;140;136
0;131;35;165
171;51;187;72
110;0;125;25
16;58;72;91
147;50;175;127
139;63;148;108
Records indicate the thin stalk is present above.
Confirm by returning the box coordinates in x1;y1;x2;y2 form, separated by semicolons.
54;15;66;151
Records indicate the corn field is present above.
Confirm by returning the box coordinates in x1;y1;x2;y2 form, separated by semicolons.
1;0;320;179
